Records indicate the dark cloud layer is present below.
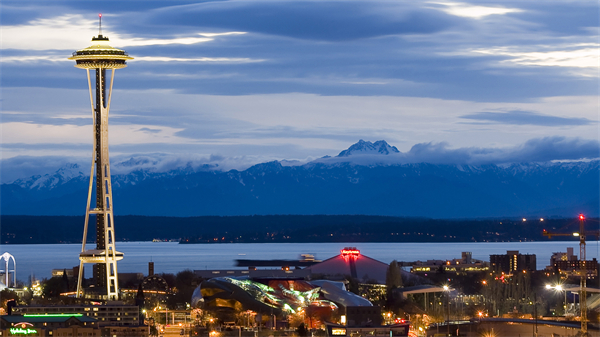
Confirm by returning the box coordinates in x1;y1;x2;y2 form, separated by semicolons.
405;137;600;165
315;137;600;166
461;110;595;126
2;1;598;102
514;2;599;36
0;155;88;183
148;2;456;41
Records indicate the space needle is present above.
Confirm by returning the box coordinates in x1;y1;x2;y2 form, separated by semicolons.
69;14;132;300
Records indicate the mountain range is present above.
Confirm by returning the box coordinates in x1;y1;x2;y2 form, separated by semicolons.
2;140;599;218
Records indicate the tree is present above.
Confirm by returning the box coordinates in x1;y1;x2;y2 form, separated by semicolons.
62;269;70;292
386;261;403;310
167;270;202;309
149;325;158;337
344;276;359;294
1;289;19;311
42;277;65;299
297;323;308;336
386;260;403;290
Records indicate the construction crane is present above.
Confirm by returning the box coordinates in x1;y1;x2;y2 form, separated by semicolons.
543;214;598;335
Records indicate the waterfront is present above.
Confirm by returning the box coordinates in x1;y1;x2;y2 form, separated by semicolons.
2;240;590;281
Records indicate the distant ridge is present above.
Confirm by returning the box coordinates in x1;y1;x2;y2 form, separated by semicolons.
1;140;598;218
0;214;586;244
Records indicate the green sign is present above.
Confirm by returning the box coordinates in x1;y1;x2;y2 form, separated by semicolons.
10;327;38;335
24;314;82;317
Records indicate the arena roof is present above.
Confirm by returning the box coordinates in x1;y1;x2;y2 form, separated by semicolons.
306;247;389;283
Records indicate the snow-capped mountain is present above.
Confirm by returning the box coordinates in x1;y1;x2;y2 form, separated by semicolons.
337;140;400;157
2;140;599;218
13;163;86;190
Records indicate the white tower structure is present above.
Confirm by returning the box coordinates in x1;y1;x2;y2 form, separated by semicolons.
0;252;16;287
69;14;132;300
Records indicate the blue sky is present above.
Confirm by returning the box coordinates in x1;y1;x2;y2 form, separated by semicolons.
1;0;599;182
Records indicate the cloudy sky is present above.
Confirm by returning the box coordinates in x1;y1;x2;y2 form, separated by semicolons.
1;0;599;181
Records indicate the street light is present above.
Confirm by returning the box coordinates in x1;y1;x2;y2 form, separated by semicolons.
546;284;567;316
443;285;450;336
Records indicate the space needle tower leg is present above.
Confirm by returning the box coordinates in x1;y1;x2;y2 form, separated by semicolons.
70;15;131;300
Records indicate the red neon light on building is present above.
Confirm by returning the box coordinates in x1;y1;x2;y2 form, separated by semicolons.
340;247;360;259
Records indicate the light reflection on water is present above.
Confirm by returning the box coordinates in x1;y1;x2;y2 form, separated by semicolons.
2;240;593;281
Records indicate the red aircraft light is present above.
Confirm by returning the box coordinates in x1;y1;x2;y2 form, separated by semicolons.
580;214;585;220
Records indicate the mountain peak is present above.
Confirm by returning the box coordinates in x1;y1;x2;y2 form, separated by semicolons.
15;162;85;190
337;140;400;157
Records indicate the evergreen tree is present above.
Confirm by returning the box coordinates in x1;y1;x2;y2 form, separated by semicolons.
62;269;70;292
385;260;403;310
386;260;403;290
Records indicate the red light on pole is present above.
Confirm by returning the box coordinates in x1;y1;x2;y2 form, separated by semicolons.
99;13;102;17
580;214;585;221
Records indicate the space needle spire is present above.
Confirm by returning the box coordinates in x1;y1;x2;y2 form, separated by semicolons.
69;15;133;300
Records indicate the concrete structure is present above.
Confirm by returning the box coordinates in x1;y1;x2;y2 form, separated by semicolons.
69;15;132;300
489;250;536;275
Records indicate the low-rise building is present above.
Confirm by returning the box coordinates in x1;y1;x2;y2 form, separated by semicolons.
0;314;98;337
13;302;141;327
554;259;599;279
411;252;489;275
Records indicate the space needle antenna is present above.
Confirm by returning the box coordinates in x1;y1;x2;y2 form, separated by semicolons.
99;13;102;36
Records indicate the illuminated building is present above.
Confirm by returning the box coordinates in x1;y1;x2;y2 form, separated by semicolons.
411;252;489;275
550;247;577;265
325;323;409;337
13;304;141;327
192;277;371;329
1;314;98;336
553;259;599;279
489;250;536;275
325;308;410;337
68;15;132;299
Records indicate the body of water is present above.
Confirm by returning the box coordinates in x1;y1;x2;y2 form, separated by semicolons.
1;241;594;282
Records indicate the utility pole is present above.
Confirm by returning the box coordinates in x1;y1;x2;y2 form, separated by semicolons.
533;292;537;337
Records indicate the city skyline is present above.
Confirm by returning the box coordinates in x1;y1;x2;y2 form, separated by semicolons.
2;0;599;182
